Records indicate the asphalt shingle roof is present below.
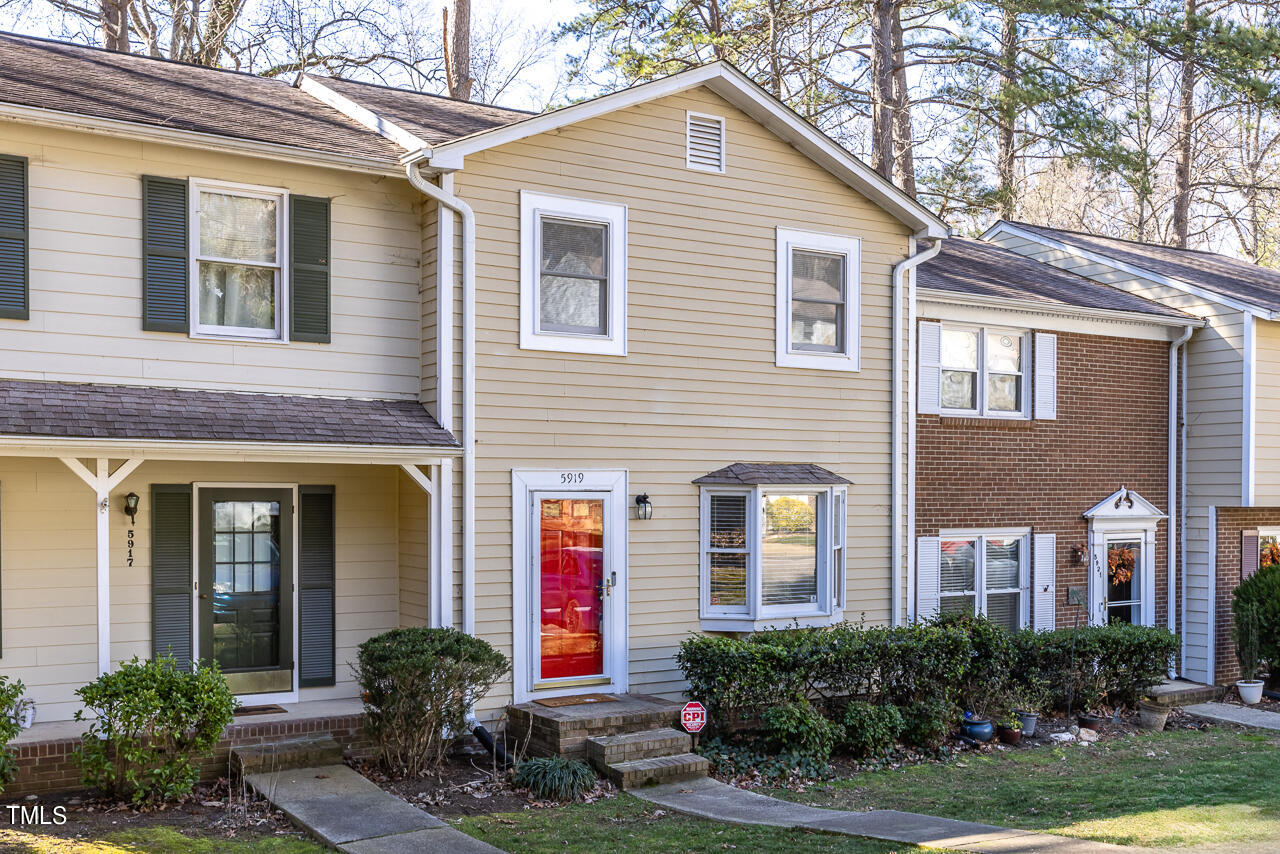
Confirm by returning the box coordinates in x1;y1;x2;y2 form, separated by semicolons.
693;463;851;485
0;32;403;161
307;75;528;146
1004;221;1280;313
0;379;459;448
919;237;1195;319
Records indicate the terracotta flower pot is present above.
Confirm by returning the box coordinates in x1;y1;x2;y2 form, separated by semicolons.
1077;713;1103;731
996;725;1022;745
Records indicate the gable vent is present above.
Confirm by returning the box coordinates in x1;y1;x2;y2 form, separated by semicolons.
686;112;726;173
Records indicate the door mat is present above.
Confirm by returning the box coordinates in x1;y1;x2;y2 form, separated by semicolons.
234;704;288;717
533;694;618;708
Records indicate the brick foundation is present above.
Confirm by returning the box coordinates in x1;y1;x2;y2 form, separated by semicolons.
916;329;1171;629
1212;507;1280;684
5;711;371;797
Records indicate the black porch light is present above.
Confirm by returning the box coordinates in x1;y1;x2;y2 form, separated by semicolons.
123;492;140;522
635;493;653;521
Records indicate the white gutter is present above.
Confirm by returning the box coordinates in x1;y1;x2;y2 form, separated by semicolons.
892;235;943;626
406;161;478;636
0;435;459;463
1168;325;1193;643
919;288;1208;330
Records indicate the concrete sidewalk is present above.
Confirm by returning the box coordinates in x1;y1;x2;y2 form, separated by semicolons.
244;764;501;853
1184;701;1280;731
633;776;1164;854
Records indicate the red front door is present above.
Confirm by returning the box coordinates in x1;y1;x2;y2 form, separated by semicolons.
538;497;605;680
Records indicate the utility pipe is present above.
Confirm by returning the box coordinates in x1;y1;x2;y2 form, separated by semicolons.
891;236;943;627
406;161;477;636
1167;325;1193;644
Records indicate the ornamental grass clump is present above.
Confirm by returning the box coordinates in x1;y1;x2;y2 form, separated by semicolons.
355;627;508;777
74;656;235;804
513;756;596;801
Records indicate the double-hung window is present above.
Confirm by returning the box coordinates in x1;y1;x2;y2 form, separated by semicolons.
520;190;627;356
776;228;861;371
699;483;848;631
939;325;1029;417
939;530;1029;630
191;180;286;339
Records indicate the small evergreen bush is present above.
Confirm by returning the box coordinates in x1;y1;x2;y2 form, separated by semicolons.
841;701;903;758
355;627;508;776
513;756;595;800
0;675;26;793
74;656;235;804
761;700;840;763
898;698;953;750
1234;565;1280;686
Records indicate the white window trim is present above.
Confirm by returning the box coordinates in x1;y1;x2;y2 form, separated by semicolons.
699;483;846;632
939;528;1032;629
939;324;1031;419
188;178;290;342
685;110;727;173
519;190;627;356
775;227;861;371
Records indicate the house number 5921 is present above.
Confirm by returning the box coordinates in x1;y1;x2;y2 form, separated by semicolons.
560;472;584;485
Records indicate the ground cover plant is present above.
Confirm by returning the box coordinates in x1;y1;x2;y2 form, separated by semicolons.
774;728;1280;849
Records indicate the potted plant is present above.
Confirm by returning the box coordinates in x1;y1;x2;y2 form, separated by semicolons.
961;710;994;742
1077;712;1103;731
996;713;1022;745
1007;678;1048;737
1136;697;1171;730
1234;601;1265;705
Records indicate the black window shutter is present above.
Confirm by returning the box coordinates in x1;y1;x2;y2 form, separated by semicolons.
151;484;193;670
299;485;336;687
142;176;189;332
291;195;331;343
0;155;28;321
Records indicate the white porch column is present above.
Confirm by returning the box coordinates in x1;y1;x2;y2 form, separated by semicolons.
400;463;448;627
60;457;143;675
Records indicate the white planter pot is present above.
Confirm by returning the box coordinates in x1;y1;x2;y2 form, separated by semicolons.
1237;679;1265;705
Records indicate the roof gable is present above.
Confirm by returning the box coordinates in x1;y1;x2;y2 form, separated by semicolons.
1083;486;1166;522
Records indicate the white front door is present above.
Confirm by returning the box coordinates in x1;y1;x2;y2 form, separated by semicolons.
1089;530;1156;627
512;470;629;703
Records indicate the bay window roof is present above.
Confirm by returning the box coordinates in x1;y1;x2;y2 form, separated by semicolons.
693;462;850;486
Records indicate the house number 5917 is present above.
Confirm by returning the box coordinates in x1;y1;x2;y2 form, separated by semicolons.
560;472;584;485
126;529;135;568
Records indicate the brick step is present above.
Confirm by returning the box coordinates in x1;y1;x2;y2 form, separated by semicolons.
601;752;709;791
586;728;691;768
1146;680;1227;707
506;694;683;760
231;736;344;776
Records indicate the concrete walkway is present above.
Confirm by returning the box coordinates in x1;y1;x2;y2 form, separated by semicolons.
633;776;1163;853
1184;702;1280;731
244;764;501;853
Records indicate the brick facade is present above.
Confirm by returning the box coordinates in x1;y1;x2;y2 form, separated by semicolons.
916;327;1171;630
1212;507;1280;684
5;711;371;797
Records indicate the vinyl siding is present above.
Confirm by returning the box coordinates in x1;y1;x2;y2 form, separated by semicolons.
0;123;422;398
397;468;431;627
0;458;404;722
438;87;912;718
1252;320;1280;502
988;230;1241;683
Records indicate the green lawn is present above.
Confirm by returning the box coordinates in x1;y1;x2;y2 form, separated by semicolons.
773;728;1280;849
455;795;959;853
0;826;322;853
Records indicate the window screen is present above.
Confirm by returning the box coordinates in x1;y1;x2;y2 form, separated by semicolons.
707;494;749;608
539;216;608;336
790;249;845;353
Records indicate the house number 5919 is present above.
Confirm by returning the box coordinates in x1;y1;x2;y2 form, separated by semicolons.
560;472;584;485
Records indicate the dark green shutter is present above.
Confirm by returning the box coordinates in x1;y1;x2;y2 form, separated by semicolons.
151;484;193;669
291;195;331;343
299;485;336;687
142;176;189;332
0;155;28;320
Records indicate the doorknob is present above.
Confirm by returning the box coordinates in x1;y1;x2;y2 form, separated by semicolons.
199;593;209;600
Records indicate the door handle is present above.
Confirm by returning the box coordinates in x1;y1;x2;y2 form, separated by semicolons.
199;593;209;599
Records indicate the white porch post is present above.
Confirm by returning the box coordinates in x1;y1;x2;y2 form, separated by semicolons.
400;464;446;627
60;457;144;675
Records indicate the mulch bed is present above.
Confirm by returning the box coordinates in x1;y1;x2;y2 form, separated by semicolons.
0;778;310;844
1220;684;1280;714
353;746;616;819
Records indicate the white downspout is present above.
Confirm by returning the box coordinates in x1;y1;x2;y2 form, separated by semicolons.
1168;325;1192;642
892;235;942;627
1180;336;1189;674
407;161;477;636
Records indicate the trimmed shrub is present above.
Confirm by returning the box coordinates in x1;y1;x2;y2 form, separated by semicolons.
932;613;1015;719
513;756;595;800
1235;564;1280;686
0;676;26;793
898;698;953;750
841;701;903;758
676;635;803;732
1094;623;1180;706
1012;624;1179;711
355;627;508;776
761;700;840;763
74;656;235;804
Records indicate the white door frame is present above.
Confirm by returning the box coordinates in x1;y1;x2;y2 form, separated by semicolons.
1084;487;1164;628
192;482;301;706
511;469;629;704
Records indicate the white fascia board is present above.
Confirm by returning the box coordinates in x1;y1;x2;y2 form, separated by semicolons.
983;222;1273;318
298;76;428;152
919;290;1205;340
412;62;948;239
0;102;403;177
0;435;461;465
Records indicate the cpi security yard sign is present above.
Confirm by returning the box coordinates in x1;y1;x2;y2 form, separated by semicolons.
681;701;707;733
